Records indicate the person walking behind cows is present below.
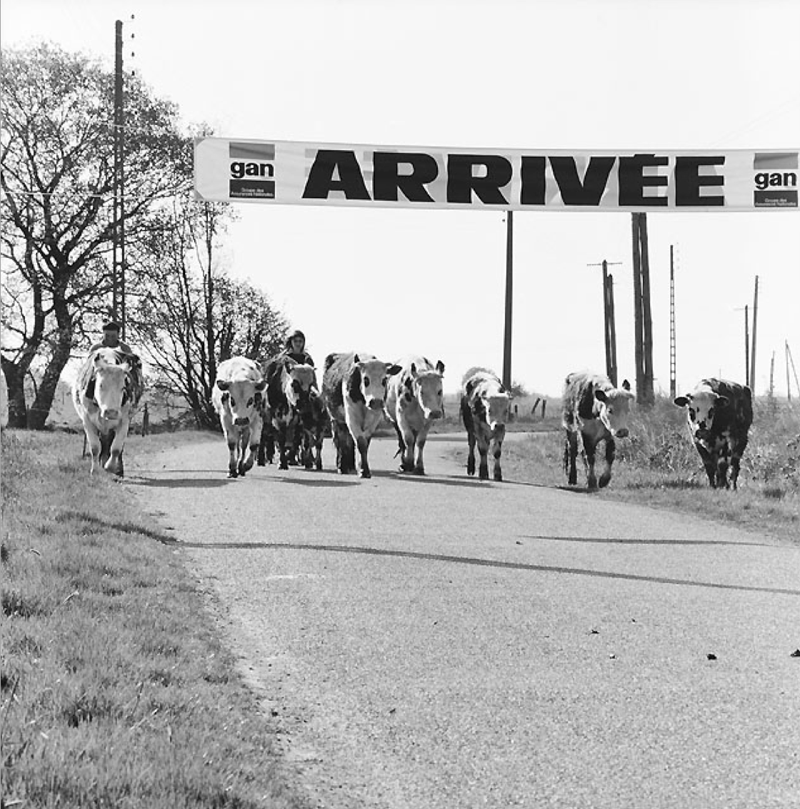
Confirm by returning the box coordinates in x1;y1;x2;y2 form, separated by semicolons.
562;372;634;490
673;378;753;490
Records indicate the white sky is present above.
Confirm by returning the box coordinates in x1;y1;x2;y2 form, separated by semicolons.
3;0;799;397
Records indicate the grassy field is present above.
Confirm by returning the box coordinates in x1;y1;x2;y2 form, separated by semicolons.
496;396;800;540
1;430;308;809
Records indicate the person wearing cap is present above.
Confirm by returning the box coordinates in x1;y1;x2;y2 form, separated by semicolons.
90;320;135;355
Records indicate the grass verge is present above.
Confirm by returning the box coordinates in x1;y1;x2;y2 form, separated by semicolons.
497;397;800;539
1;430;307;809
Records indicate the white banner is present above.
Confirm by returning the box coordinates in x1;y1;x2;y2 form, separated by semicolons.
194;138;798;212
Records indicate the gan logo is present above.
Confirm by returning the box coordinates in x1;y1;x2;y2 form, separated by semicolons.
753;152;797;208
229;142;275;199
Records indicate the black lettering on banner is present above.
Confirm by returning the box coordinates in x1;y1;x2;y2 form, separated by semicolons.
520;156;546;205
373;152;438;202
618;154;669;206
302;150;370;200
549;156;616;206
675;156;725;206
446;155;512;204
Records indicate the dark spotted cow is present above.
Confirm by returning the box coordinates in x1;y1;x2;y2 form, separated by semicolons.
460;368;510;481
562;372;634;490
259;357;318;470
385;355;445;475
212;356;266;478
72;348;144;476
322;352;401;478
299;389;329;471
674;378;753;490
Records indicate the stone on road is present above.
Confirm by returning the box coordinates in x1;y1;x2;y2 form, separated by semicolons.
128;433;800;809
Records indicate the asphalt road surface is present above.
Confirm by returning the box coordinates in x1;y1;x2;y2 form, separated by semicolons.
128;432;800;809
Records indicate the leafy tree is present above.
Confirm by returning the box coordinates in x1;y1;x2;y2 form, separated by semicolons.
0;43;189;427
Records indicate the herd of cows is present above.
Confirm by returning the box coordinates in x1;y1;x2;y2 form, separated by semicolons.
63;348;755;492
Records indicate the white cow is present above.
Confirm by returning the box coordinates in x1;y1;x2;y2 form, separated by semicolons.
385;355;445;475
72;348;144;475
460;368;511;481
322;352;401;478
212;356;266;478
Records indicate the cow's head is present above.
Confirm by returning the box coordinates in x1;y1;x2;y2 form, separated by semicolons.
216;376;266;426
283;360;317;410
405;360;445;420
91;352;130;421
483;392;511;431
674;383;726;442
594;379;634;438
351;355;402;411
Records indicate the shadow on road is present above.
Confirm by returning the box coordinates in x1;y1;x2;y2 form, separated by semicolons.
153;538;800;597
128;476;236;489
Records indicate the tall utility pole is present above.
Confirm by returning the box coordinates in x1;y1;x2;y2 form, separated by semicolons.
502;211;513;390
788;341;793;402
588;259;621;386
631;213;654;405
744;305;750;387
749;275;759;393
113;20;126;337
669;245;676;399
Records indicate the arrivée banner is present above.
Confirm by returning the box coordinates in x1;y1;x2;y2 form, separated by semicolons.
194;137;798;212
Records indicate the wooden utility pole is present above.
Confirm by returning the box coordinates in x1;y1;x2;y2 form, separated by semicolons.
749;275;759;393
669;245;676;400
589;259;621;386
502;211;513;390
631;213;654;405
744;305;750;387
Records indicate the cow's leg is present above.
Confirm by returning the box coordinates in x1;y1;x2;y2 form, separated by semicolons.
401;427;416;473
466;428;477;476
105;426;129;476
491;425;506;482
355;433;371;479
565;430;578;485
277;421;290;470
99;431;113;469
83;423;103;475
257;421;269;466
226;439;239;478
314;432;324;471
598;436;616;488
730;436;747;490
696;443;717;488
477;429;491;481
716;443;731;489
414;429;429;475
583;434;598;490
239;426;254;476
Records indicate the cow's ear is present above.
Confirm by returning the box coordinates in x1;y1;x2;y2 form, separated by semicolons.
594;389;608;403
216;379;230;391
386;363;402;376
674;396;689;407
255;378;267;391
621;379;631;391
353;354;360;364
436;360;445;374
716;395;729;407
409;363;417;376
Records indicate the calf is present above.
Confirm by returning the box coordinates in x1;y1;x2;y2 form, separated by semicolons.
299;389;329;471
562;372;634;490
674;378;753;490
72;348;144;476
322;352;401;478
385;356;445;475
260;357;317;470
460;368;510;481
211;356;266;478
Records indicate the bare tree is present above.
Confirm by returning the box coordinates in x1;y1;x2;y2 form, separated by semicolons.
0;43;188;427
130;194;287;428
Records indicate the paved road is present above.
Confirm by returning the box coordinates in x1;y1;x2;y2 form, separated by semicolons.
128;432;800;809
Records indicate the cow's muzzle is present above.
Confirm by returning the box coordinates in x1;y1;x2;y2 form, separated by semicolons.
234;416;250;426
426;409;443;420
368;399;384;411
100;408;120;421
